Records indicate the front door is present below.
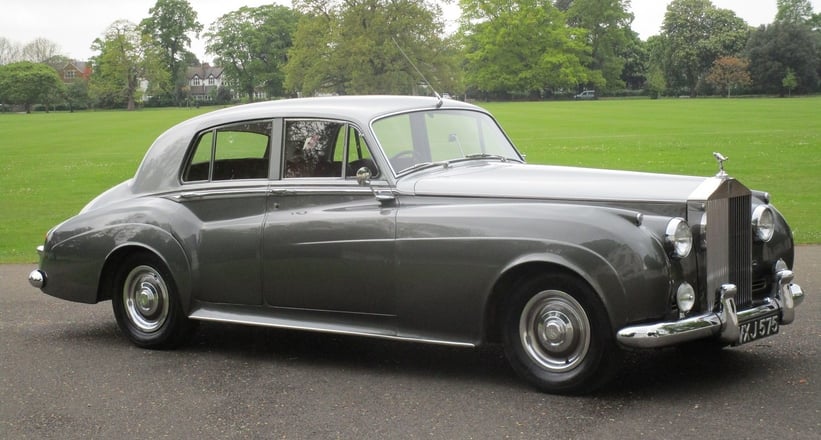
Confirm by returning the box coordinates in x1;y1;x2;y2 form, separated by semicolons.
262;120;396;328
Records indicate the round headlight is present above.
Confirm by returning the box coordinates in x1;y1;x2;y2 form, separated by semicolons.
752;205;774;242
676;282;696;314
665;218;692;259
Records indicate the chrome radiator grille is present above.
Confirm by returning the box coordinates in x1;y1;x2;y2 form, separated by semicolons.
705;192;752;310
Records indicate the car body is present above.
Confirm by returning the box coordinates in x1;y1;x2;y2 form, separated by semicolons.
29;95;805;393
574;90;596;100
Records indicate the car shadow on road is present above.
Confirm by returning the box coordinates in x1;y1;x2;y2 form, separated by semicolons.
182;321;782;395
187;321;522;388
45;317;788;396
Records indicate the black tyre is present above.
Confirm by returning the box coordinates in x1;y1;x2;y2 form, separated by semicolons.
111;252;196;349
502;273;620;394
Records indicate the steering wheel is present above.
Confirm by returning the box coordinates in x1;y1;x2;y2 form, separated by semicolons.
390;150;416;161
389;150;419;172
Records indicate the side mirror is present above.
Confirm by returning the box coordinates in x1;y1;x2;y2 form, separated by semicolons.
355;167;372;186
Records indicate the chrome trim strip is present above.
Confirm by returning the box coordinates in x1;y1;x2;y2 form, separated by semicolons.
269;186;382;196
172;187;271;201
189;307;475;348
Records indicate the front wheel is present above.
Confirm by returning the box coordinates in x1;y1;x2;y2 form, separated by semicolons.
111;252;196;349
502;273;620;394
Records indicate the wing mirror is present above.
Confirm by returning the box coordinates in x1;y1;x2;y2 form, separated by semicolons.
356;166;395;204
356;167;372;186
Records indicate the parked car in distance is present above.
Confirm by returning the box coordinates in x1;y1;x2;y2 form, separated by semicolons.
29;95;805;394
574;90;596;100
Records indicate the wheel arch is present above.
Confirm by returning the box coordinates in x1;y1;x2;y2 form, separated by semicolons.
484;251;626;344
97;233;192;313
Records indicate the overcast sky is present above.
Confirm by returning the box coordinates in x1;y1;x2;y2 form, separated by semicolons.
1;0;818;62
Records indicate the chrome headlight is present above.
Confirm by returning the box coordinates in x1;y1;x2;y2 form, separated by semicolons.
752;205;774;242
665;218;692;259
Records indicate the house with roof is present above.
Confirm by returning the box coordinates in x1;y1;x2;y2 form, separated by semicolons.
58;60;92;83
187;63;224;101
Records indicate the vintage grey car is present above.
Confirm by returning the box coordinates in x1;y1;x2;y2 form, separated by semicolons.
29;96;805;394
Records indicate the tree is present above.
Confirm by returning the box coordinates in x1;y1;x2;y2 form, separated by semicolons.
618;31;648;90
644;35;667;96
705;56;751;97
460;0;598;97
566;0;634;91
776;0;814;24
286;0;457;96
206;5;299;101
140;0;203;105
21;38;62;63
0;37;21;65
0;61;65;112
745;22;819;95
782;68;798;96
90;20;166;110
659;0;749;96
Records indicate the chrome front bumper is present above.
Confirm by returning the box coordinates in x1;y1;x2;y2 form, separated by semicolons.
617;269;805;349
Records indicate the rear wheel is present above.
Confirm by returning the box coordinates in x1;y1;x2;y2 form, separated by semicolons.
111;252;195;349
502;273;620;394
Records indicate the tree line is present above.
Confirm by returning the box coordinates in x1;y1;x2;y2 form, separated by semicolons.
1;0;819;111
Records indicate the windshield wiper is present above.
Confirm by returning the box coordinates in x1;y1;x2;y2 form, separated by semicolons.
461;153;523;163
398;155;520;175
464;153;507;161
397;160;450;175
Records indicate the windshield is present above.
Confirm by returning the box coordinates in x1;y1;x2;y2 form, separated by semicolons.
372;109;522;174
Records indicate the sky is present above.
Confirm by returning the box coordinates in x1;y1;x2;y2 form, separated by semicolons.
1;0;818;62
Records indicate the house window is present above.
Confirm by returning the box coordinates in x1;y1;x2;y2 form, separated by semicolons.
192;76;201;86
207;75;216;86
64;70;75;80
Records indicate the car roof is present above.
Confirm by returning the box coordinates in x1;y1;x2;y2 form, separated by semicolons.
182;95;480;129
131;95;485;194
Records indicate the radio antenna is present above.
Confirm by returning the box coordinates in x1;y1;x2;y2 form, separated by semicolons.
392;36;442;107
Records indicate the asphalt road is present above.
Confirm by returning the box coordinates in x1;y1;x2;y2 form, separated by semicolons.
1;248;818;439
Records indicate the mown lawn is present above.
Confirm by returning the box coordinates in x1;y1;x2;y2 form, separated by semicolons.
1;97;818;263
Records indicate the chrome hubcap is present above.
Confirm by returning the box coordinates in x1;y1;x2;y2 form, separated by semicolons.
137;284;159;314
520;290;590;373
123;265;170;333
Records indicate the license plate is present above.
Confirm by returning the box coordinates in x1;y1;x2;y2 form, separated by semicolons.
738;314;779;345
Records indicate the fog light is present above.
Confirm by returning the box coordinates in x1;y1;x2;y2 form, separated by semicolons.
676;282;695;314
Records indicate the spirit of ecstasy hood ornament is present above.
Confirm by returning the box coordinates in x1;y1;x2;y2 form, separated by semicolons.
713;152;729;177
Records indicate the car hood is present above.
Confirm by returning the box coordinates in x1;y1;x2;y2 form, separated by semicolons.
397;162;708;204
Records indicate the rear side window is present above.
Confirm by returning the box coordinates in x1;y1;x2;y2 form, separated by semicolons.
183;121;272;182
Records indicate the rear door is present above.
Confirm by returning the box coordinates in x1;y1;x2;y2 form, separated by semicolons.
177;120;273;305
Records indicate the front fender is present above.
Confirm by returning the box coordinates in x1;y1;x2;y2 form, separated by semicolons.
395;199;673;343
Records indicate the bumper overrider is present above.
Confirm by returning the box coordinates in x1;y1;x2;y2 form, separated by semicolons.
28;246;46;289
617;268;805;349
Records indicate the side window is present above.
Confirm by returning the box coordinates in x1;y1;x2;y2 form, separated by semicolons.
183;132;213;181
183;121;272;182
344;126;379;179
283;120;379;179
283;120;341;178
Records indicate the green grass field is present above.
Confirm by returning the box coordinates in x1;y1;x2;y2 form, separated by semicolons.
1;97;819;263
